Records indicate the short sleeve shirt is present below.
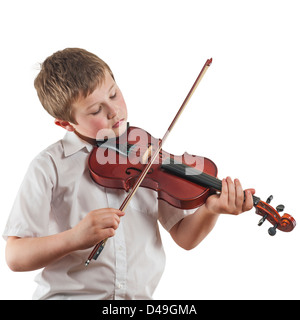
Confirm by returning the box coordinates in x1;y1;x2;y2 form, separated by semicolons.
3;132;193;300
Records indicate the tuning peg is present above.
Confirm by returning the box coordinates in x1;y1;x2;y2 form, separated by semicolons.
268;224;278;236
258;214;268;226
276;204;285;212
266;195;273;204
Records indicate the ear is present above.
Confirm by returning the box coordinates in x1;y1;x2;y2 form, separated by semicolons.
54;119;75;132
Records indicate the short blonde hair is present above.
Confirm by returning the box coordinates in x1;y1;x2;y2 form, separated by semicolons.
34;48;114;124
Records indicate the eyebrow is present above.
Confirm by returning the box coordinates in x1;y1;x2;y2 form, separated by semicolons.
85;84;116;111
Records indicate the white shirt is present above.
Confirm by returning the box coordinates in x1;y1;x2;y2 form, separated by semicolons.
3;131;192;300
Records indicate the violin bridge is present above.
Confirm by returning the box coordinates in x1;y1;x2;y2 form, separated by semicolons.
141;145;153;164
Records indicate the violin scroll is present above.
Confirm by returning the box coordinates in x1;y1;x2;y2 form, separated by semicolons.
255;195;296;235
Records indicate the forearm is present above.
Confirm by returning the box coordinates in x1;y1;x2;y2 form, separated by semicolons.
5;208;124;272
170;205;219;250
5;229;76;272
170;178;255;250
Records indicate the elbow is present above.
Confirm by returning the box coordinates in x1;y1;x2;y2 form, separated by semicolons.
6;255;38;272
171;231;203;250
6;255;31;272
5;240;25;272
175;239;200;251
180;243;198;251
184;245;196;251
6;255;21;272
5;248;23;272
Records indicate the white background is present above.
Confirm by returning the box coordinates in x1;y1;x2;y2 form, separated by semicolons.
1;0;299;300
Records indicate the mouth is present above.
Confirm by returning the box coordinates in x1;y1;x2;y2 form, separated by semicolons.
112;118;125;129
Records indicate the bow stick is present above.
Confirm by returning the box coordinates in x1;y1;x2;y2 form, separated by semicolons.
85;58;213;266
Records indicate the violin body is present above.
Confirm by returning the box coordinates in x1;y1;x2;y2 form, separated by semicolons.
88;125;296;236
88;126;218;209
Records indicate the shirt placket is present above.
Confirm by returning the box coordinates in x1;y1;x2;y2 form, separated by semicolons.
105;189;127;300
113;221;127;299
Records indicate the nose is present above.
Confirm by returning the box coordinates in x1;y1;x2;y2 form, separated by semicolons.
106;104;118;119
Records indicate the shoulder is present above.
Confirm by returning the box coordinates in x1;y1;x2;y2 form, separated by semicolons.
26;131;92;185
26;139;64;183
32;138;63;165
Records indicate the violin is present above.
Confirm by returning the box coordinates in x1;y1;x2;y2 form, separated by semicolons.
85;58;296;266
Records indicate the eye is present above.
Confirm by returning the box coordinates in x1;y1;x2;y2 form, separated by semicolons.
91;106;102;115
110;91;117;99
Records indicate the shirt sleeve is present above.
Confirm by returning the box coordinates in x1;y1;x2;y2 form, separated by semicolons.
157;200;196;232
2;152;56;240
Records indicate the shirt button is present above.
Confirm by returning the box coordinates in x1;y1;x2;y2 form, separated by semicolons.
117;282;123;289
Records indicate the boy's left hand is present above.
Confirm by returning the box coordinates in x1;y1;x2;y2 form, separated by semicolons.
204;176;255;216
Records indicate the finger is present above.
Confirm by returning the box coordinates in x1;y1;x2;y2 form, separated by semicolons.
94;210;122;229
102;228;116;239
117;210;125;217
226;177;236;208
234;178;244;209
106;208;125;217
98;216;118;230
220;178;228;202
94;208;125;220
243;188;255;211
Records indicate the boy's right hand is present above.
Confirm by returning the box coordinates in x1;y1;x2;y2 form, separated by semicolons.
5;208;125;272
70;208;125;250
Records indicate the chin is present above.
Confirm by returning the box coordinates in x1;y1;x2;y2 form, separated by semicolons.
95;127;124;141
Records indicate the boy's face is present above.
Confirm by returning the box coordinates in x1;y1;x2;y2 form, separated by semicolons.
57;71;128;140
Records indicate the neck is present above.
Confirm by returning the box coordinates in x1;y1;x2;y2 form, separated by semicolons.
161;158;260;206
74;130;97;146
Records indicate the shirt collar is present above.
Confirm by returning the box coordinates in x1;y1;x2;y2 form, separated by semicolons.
62;131;94;157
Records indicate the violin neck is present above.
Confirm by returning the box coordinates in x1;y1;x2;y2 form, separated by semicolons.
161;159;260;206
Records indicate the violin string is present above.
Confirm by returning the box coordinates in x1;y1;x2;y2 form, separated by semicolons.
161;158;261;205
117;144;260;206
161;158;222;190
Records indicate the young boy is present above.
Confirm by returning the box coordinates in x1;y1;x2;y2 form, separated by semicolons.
3;48;255;300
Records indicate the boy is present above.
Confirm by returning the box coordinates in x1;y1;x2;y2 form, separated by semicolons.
3;48;255;299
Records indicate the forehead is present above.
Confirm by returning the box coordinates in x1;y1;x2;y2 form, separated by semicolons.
72;71;116;110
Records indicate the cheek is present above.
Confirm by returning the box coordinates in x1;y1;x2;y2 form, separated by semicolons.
118;93;127;112
88;118;108;132
120;101;128;119
75;117;108;138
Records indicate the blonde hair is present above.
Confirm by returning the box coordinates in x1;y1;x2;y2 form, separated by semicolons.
34;48;114;124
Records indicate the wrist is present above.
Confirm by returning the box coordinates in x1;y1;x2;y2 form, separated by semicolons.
203;200;221;216
64;227;82;252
